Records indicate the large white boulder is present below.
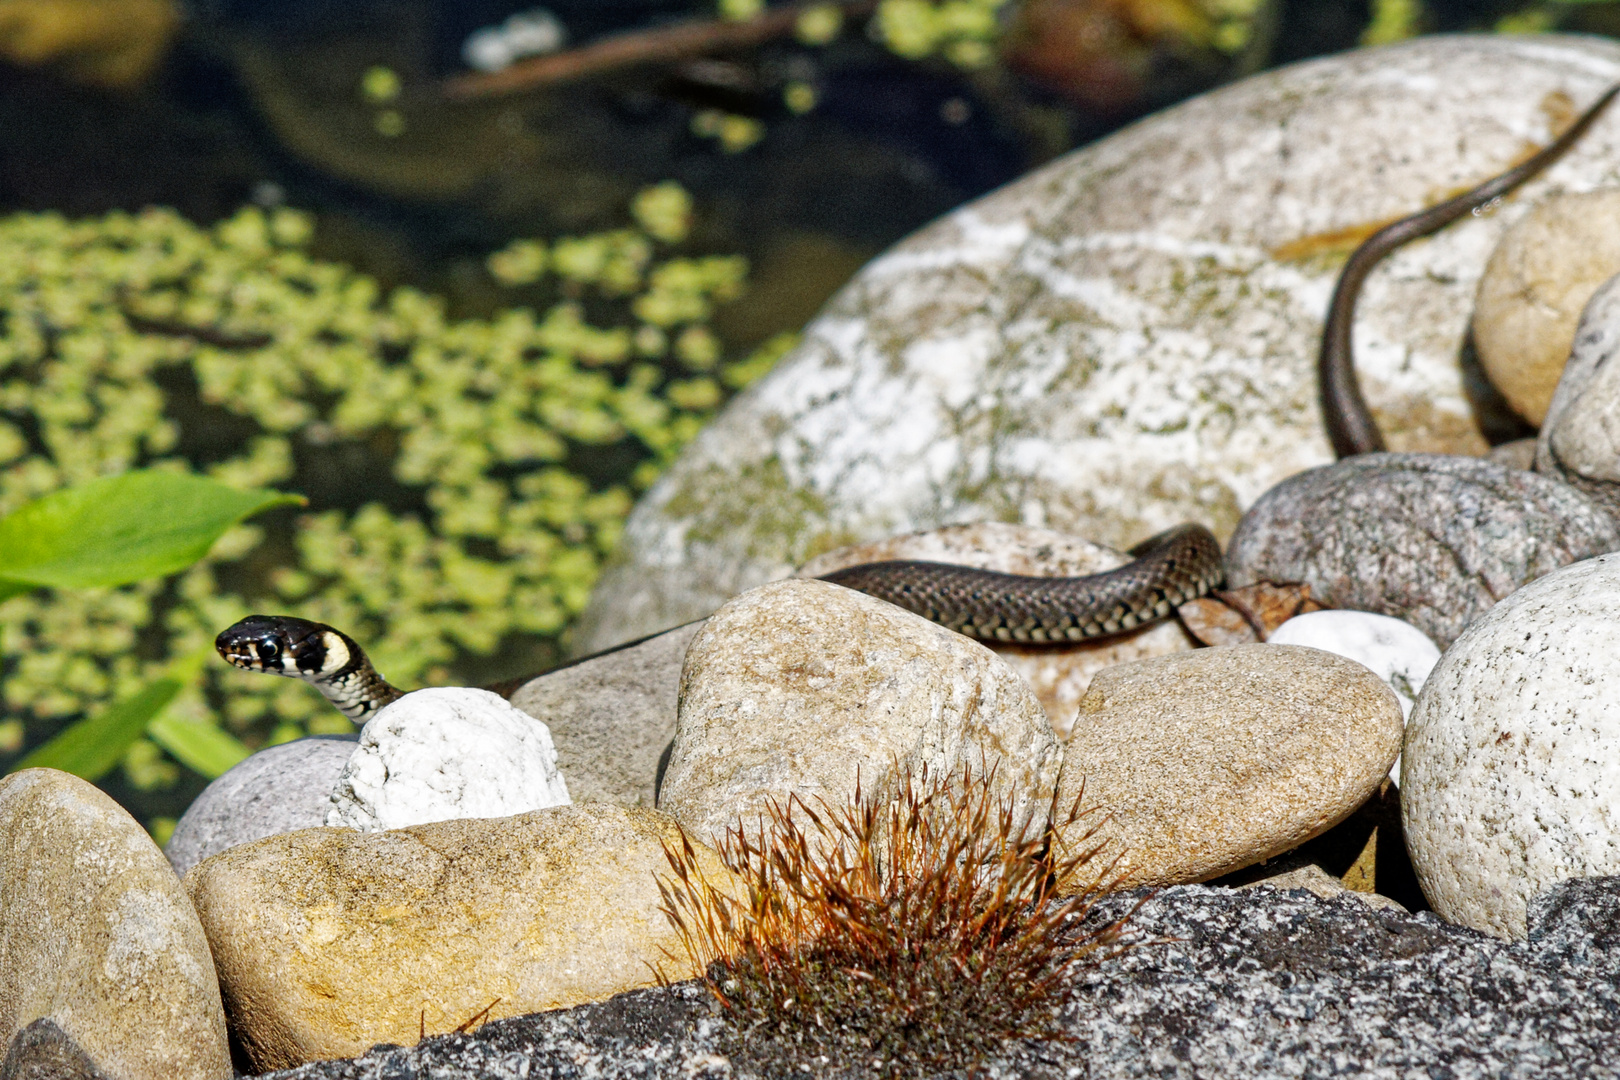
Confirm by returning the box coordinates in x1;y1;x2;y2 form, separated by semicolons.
576;35;1620;652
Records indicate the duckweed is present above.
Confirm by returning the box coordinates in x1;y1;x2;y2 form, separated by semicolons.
0;188;791;793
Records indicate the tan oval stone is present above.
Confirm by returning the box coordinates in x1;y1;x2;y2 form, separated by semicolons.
660;578;1061;848
1056;644;1403;891
1473;189;1620;425
0;768;231;1080
185;803;737;1072
798;522;1197;739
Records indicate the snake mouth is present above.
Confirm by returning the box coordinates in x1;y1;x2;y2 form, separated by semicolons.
216;645;266;671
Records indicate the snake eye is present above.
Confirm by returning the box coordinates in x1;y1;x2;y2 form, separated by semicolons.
255;639;281;664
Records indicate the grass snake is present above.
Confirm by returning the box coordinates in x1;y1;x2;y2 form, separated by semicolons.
217;82;1620;720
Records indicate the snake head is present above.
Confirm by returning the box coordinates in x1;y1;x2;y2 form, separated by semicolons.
215;615;356;680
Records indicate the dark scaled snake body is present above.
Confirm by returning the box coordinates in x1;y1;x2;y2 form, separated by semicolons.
217;83;1620;720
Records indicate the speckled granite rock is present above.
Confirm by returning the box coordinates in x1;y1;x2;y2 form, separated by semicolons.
576;35;1620;652
186;803;737;1072
508;622;704;807
660;578;1061;849
1404;552;1620;939
326;688;570;832
1056;644;1403;890
165;735;357;877
799;522;1196;739
0;769;231;1080
1473;190;1620;426
256;877;1620;1080
1225;452;1620;647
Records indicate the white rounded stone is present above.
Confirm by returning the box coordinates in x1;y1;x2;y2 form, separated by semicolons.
1403;553;1620;939
576;35;1620;652
1268;610;1440;720
326;688;571;832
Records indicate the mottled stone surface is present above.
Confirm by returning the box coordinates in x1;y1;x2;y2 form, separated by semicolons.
257;878;1620;1080
1225;452;1620;647
660;578;1061;848
166;735;357;876
186;803;736;1072
327;688;570;832
1473;190;1620;425
508;622;703;807
799;522;1196;739
0;769;231;1080
577;35;1620;653
1056;644;1403;890
1404;552;1620;939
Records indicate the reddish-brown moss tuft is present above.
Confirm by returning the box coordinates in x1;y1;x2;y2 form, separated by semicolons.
658;763;1133;1076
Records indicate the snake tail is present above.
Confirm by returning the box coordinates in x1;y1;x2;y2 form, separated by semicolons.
215;614;406;722
817;523;1224;643
1319;81;1620;460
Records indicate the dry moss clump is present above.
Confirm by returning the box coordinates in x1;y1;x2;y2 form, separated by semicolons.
659;765;1130;1077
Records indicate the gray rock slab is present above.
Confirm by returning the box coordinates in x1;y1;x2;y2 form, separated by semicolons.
0;769;231;1080
257;877;1620;1080
165;735;356;877
577;34;1620;653
508;622;704;808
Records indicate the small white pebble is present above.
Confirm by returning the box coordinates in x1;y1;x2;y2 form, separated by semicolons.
327;687;571;831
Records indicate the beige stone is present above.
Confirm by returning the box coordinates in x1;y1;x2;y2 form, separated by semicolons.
660;578;1061;849
185;803;737;1072
1473;190;1620;426
798;522;1196;739
1056;644;1403;891
0;768;231;1080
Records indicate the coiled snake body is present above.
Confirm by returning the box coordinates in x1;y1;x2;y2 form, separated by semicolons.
216;83;1620;719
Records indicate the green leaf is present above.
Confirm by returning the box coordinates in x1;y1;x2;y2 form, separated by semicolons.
13;678;184;781
147;714;251;779
0;471;303;591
